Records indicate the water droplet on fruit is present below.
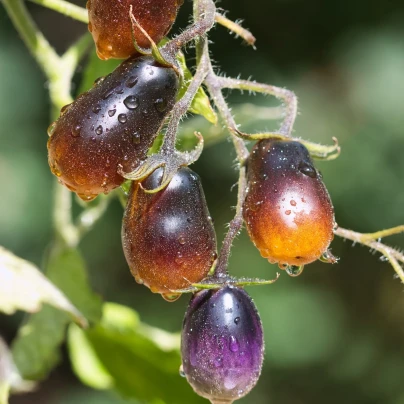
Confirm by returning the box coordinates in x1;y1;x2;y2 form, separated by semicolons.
72;124;81;137
298;162;317;178
126;76;138;88
319;249;338;264
285;210;291;215
118;113;127;123
50;160;61;177
95;125;103;135
234;317;240;325
108;109;116;117
214;356;223;368
132;133;141;144
286;265;304;277
47;121;57;136
77;193;97;202
179;236;186;245
229;335;239;352
134;274;144;284
94;76;105;86
102;88;115;100
179;365;185;377
60;103;72;115
154;98;167;112
92;105;101;114
124;95;139;110
290;200;297;206
162;293;181;302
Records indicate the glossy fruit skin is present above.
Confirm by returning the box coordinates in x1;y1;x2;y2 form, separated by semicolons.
181;286;264;403
87;0;184;60
47;55;179;201
244;139;335;266
122;167;217;294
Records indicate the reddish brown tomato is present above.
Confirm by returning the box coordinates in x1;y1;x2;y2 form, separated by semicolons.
122;167;217;299
87;0;184;60
243;139;335;266
47;55;179;201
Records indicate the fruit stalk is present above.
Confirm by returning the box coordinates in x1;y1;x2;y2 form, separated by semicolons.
214;166;247;277
334;226;404;283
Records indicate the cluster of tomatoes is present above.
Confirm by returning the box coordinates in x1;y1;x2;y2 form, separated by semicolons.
47;1;335;402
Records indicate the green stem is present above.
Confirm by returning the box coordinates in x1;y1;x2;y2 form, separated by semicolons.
334;227;404;284
3;0;97;248
27;0;89;23
2;0;61;78
53;182;79;248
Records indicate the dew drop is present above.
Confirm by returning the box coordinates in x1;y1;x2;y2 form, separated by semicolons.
77;193;97;202
179;365;186;378
319;249;338;264
47;121;57;136
71;124;81;137
285;210;291;215
213;356;223;368
229;335;239;352
134;274;144;284
178;236;186;245
60;103;72;115
278;262;288;270
92;105;101;114
298;162;317;178
118;113;127;123
94;76;105;86
95;125;103;135
154;98;168;112
102;88;115;100
124;95;139;110
108;109;116;117
50;160;61;177
290;200;297;206
126;76;138;88
132;133;141;144
286;265;305;277
234;317;240;325
162;293;181;302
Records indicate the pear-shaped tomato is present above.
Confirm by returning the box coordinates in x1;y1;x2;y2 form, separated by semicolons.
122;167;217;299
87;0;184;60
244;139;335;266
47;55;179;201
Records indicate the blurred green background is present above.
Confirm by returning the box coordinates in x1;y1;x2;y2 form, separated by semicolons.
1;0;404;403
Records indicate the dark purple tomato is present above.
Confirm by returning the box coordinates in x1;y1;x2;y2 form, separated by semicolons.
181;286;264;403
122;167;217;300
244;139;335;266
87;0;184;60
47;55;179;201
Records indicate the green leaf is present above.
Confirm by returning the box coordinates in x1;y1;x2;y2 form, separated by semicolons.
177;52;218;125
68;303;205;404
46;247;102;324
0;337;34;403
12;247;102;380
79;50;120;94
0;246;85;324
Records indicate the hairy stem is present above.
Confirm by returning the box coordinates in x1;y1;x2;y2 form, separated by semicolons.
214;167;247;277
215;13;256;46
334;227;404;283
214;76;298;136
